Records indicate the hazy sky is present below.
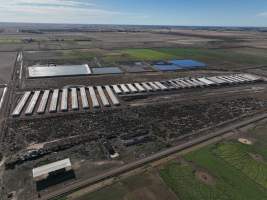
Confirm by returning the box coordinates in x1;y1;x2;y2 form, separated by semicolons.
0;0;267;26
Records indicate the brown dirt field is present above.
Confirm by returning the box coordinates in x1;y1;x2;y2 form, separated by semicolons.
195;170;216;186
123;172;178;200
0;52;17;84
125;187;167;200
249;153;265;163
0;88;3;99
164;29;267;40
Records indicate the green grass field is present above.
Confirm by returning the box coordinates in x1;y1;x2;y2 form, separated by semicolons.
160;121;267;200
101;47;267;68
160;132;267;200
214;142;267;189
157;47;267;65
245;121;267;161
123;49;174;61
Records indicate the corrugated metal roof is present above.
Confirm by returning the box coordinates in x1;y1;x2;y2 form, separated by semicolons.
154;60;206;71
28;64;91;78
153;65;182;71
91;67;122;75
32;158;71;178
169;60;207;68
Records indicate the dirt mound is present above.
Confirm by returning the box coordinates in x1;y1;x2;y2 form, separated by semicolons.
195;170;216;186
249;153;265;163
238;138;252;145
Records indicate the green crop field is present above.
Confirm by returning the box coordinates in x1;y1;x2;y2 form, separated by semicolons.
244;121;267;161
214;142;267;189
123;49;174;61
157;47;267;66
160;130;267;200
100;47;267;68
100;48;173;65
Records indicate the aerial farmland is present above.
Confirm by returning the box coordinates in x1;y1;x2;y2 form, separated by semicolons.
0;24;267;200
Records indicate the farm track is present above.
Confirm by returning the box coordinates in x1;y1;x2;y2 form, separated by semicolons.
0;51;19;141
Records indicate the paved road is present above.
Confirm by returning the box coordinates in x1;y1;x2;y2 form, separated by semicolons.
38;112;267;200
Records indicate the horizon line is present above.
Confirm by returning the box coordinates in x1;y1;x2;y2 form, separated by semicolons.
0;21;267;29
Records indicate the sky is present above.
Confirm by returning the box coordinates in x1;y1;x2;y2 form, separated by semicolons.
0;0;267;27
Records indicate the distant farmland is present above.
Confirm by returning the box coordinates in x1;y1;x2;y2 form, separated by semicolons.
25;47;267;70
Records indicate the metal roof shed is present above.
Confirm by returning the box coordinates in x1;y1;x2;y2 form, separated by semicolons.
207;77;226;84
198;78;215;85
28;64;91;78
216;76;234;84
169;60;207;68
32;158;72;181
240;74;260;81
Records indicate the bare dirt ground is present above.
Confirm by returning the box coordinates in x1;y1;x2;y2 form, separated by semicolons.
0;52;17;84
157;29;267;48
195;170;216;186
249;153;265;162
73;171;178;200
0;88;3;99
